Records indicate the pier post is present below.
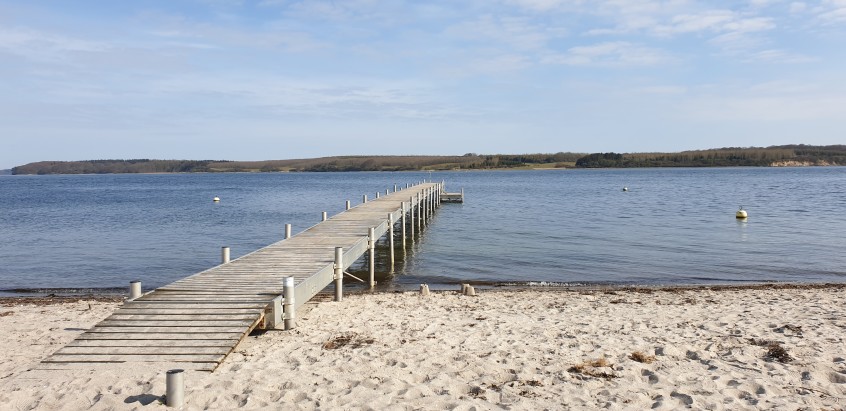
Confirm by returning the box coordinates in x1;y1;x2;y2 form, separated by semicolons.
283;277;295;330
285;224;292;240
423;190;428;225
334;247;343;302
401;202;407;249
417;192;422;232
322;211;327;222
368;227;376;287
345;200;351;210
165;369;184;408
394;184;397;192
376;192;380;199
221;247;230;264
406;183;410;189
388;213;395;270
129;281;141;301
363;194;367;204
410;196;415;237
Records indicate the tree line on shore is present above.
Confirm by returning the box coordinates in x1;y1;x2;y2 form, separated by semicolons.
10;145;844;174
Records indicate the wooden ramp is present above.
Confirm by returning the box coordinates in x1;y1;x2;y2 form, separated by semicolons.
42;182;445;372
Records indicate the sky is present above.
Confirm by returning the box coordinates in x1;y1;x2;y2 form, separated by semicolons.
1;0;845;169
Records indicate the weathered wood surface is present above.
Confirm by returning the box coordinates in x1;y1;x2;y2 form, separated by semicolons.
41;182;442;372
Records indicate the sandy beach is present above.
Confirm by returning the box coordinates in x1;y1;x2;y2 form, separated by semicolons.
1;285;844;410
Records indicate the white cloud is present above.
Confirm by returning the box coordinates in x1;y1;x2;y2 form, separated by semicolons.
543;41;672;67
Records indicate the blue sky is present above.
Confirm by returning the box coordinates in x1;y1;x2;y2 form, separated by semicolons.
1;0;845;168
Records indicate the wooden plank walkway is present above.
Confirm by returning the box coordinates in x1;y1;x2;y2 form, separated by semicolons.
41;182;445;372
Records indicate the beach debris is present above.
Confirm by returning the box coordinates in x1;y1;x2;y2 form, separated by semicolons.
630;351;656;364
468;386;486;399
419;284;430;296
464;286;477;296
460;283;470;294
764;343;793;363
568;357;618;380
322;332;374;350
0;311;13;317
774;324;803;337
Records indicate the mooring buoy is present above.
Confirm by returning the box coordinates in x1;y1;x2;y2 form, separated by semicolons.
736;206;747;219
622;187;628;192
213;197;220;202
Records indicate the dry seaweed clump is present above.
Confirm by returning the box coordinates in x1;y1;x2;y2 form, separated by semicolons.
322;332;375;350
630;351;656;364
764;343;793;363
568;357;618;380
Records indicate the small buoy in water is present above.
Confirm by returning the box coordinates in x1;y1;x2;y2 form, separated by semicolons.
622;187;628;192
736;206;747;219
213;197;220;202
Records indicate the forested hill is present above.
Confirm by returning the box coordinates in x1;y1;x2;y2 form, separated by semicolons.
10;153;582;174
574;145;846;168
10;145;844;174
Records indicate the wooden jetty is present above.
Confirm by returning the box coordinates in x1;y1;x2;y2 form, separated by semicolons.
42;181;450;372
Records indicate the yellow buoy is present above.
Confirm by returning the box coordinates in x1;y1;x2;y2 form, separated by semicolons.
213;197;220;202
736;206;747;219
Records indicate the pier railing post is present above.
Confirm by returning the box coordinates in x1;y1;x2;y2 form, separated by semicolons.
363;194;367;204
394;184;397;192
129;281;141;301
417;192;422;232
334;247;343;302
285;223;292;240
165;369;184;408
388;213;395;270
221;246;230;264
376;192;380;199
283;276;295;330
322;211;327;221
368;227;376;287
346;200;351;210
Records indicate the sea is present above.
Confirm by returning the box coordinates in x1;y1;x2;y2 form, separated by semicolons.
1;167;845;296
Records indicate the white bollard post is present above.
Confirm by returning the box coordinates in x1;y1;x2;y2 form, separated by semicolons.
363;194;367;204
394;184;397;192
322;211;327;222
345;200;351;210
368;227;376;287
129;281;141;300
285;223;292;239
376;192;380;199
283;277;295;330
334;247;343;302
388;213;395;269
386;188;390;195
165;369;184;408
221;246;230;264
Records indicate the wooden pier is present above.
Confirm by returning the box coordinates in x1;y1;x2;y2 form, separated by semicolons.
42;181;450;372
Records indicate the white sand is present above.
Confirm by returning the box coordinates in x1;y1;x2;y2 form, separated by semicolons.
1;286;845;410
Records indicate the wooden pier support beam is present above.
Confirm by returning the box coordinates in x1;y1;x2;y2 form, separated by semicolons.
401;202;407;249
283;276;295;330
368;227;376;287
410;197;415;237
334;247;343;302
388;213;395;270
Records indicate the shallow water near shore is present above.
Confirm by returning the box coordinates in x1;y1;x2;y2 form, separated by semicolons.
1;167;845;294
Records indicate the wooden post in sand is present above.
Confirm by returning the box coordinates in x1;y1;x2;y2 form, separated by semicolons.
368;227;376;287
388;213;395;269
283;276;295;330
129;281;141;300
334;247;343;302
285;224;292;239
221;247;230;264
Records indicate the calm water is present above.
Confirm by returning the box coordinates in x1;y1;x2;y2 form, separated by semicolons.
1;168;845;294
